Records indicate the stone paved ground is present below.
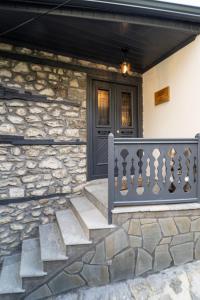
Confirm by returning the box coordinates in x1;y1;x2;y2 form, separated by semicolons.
53;261;200;300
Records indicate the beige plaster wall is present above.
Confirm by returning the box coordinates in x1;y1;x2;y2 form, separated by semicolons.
143;35;200;138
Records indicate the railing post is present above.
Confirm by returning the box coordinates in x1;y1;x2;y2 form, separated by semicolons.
196;133;200;202
108;133;115;224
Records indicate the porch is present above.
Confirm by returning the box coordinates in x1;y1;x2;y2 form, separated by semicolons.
1;1;200;298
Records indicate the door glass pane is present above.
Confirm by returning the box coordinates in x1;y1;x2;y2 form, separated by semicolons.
121;92;132;127
98;89;110;126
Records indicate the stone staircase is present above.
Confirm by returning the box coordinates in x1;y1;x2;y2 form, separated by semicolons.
0;179;113;300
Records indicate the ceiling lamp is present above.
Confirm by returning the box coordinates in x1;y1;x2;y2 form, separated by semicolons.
120;48;131;75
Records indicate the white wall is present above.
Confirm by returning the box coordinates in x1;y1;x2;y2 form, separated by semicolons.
143;35;200;138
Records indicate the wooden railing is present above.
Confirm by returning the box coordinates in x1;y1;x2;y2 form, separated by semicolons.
108;133;200;223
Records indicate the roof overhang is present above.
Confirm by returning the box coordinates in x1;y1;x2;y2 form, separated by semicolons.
0;0;200;73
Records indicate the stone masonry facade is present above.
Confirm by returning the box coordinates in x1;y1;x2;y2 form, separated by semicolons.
0;99;86;141
0;43;88;257
26;210;200;299
0;144;86;200
0;64;87;141
0;42;140;257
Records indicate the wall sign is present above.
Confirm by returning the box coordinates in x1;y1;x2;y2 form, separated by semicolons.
155;86;170;105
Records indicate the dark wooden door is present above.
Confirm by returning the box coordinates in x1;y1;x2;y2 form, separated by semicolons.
89;80;138;179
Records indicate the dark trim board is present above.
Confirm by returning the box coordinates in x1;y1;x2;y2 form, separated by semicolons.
0;193;69;205
0;82;81;107
87;72;143;181
0;5;199;33
6;0;200;22
0;135;87;146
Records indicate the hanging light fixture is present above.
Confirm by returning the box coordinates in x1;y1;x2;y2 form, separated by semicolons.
120;48;131;75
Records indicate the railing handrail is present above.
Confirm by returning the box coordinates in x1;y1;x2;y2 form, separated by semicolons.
114;137;198;144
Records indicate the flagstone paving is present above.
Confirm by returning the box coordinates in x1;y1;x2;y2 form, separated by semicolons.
54;260;200;300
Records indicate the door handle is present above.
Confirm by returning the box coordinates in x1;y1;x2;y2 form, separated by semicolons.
116;130;120;134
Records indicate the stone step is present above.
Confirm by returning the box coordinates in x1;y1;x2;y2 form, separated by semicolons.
39;223;68;262
56;209;92;248
0;254;25;295
20;238;47;278
70;196;115;240
84;179;108;218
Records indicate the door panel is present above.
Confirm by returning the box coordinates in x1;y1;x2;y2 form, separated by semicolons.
116;85;138;137
90;80;138;179
93;81;115;178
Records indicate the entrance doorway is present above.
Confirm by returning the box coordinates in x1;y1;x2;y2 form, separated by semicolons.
88;79;140;180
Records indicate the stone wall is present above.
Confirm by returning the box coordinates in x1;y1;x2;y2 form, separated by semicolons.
0;99;86;141
0;144;86;200
0;44;88;201
0;43;88;251
25;208;200;299
0;64;87;140
0;196;69;258
0;42;140;257
0;43;108;256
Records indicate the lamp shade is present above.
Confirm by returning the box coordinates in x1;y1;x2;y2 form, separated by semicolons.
120;61;131;75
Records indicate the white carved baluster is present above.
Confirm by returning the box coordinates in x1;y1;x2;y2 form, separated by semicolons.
152;148;161;195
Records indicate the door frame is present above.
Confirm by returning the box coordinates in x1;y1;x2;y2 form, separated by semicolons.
87;71;143;181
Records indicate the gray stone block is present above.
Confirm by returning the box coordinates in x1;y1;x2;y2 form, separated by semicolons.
142;222;162;253
129;236;142;248
70;196;114;241
140;218;157;225
0;254;25;295
22;276;46;293
191;218;200;232
159;218;178;236
67;244;92;258
65;262;83;274
91;241;106;265
135;249;152;276
20;238;46;278
39;223;68;262
110;248;135;282
84;180;108;218
43;260;68;274
56;209;92;251
105;228;129;259
48;271;85;294
24;284;52;300
122;221;130;231
195;238;200;260
160;237;172;245
174;217;191;233
82;251;95;264
128;219;141;236
170;242;194;265
171;233;193;246
154;244;172;272
81;264;109;287
195;232;200;241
